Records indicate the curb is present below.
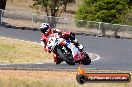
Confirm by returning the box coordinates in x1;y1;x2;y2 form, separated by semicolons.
0;36;40;45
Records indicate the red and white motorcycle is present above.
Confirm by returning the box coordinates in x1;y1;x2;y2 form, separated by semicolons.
47;33;91;65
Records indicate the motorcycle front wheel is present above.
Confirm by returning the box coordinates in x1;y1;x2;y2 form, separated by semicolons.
57;47;75;65
81;52;91;65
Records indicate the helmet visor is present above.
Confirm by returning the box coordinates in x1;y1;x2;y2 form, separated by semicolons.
40;28;48;33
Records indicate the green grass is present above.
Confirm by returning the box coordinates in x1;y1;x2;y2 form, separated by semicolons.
0;38;52;63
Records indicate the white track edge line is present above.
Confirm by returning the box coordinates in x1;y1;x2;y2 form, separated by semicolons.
0;36;40;44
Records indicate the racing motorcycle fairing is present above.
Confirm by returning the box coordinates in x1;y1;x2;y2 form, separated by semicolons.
66;41;84;61
46;33;91;65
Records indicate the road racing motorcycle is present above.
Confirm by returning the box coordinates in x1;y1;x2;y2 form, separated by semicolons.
47;33;91;65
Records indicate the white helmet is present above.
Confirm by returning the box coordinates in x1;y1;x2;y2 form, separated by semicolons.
40;23;50;34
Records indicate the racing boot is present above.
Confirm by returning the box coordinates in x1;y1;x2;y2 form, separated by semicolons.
78;44;84;50
53;53;62;65
73;41;84;51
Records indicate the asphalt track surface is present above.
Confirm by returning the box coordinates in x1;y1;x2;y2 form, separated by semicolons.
0;26;132;71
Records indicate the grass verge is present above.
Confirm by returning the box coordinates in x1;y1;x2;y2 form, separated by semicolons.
0;70;131;87
0;37;52;63
0;70;78;87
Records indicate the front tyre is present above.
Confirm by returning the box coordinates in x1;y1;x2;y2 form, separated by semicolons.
57;48;75;65
81;52;91;65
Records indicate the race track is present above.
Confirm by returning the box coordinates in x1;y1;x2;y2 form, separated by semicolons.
0;26;132;71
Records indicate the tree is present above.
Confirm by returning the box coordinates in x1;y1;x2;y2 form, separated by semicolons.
31;0;75;27
75;0;132;36
0;0;7;24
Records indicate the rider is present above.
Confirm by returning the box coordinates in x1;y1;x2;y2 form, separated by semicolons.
40;22;83;64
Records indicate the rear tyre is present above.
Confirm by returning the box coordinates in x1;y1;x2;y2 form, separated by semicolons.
81;52;91;65
57;48;75;65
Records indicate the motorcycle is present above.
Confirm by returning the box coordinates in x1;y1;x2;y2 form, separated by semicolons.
46;33;91;65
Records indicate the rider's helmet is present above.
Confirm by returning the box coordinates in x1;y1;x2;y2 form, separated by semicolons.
40;23;51;35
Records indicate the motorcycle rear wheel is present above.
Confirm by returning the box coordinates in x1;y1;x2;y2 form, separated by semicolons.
57;48;75;65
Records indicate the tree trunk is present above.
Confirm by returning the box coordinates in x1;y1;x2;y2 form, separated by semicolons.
49;0;58;28
0;0;7;24
0;10;2;24
64;3;67;12
46;16;56;28
0;0;7;10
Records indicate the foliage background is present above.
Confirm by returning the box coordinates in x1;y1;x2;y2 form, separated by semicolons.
75;0;132;25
